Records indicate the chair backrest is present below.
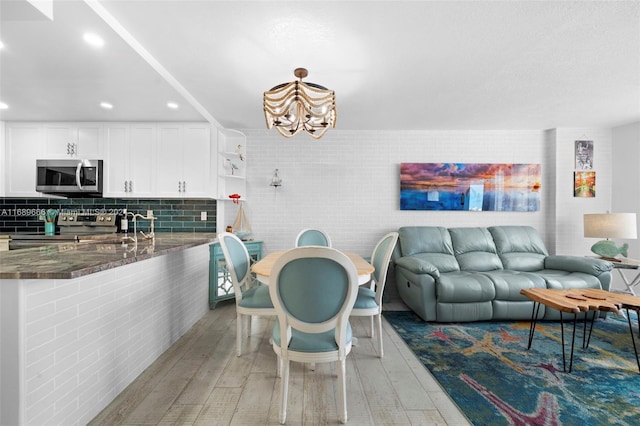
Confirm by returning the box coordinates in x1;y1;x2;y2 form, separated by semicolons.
370;232;399;304
217;232;252;302
269;246;358;355
295;228;332;247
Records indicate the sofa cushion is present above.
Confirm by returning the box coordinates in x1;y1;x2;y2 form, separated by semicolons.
437;271;496;303
481;270;547;301
449;227;503;272
399;226;453;256
489;226;548;271
535;269;603;290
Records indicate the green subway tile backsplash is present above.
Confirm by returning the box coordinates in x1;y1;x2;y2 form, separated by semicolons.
0;198;216;234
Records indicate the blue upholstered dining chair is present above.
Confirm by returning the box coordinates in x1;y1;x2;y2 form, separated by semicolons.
350;232;399;358
294;228;332;247
217;232;275;357
269;246;359;424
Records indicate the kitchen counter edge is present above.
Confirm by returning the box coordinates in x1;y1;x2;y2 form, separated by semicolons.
0;232;218;279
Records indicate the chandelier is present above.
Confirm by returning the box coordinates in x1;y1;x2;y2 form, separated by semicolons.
263;68;336;139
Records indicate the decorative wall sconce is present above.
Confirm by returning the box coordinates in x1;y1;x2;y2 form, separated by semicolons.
263;68;337;139
270;169;282;189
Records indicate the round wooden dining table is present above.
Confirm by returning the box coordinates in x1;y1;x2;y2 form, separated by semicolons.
251;250;374;285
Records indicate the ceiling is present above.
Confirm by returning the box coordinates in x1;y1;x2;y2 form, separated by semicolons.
1;0;639;131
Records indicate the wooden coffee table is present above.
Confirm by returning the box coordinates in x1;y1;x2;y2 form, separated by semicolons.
520;287;640;373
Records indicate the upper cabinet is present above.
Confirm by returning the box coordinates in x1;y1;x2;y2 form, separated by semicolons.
217;129;247;201
155;123;213;198
4;123;45;197
103;124;156;198
44;123;103;159
3;121;219;199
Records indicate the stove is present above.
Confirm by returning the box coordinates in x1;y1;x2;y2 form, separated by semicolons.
57;211;118;235
8;211;119;250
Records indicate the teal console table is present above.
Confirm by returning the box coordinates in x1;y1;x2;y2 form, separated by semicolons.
209;240;263;309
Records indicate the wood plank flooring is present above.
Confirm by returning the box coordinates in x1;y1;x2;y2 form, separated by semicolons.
88;301;471;425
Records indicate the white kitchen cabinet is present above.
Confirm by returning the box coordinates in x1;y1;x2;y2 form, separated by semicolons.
44;123;103;159
103;124;156;198
0;122;5;196
155;123;213;198
4;123;45;197
217;128;247;200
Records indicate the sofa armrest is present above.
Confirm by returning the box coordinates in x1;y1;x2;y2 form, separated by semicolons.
395;256;441;279
544;255;614;276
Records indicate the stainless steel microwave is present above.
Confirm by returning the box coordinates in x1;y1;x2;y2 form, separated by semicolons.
36;159;103;197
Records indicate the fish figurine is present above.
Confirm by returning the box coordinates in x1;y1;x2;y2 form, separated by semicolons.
591;240;628;258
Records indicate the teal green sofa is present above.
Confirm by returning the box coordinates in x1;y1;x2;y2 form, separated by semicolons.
394;226;614;322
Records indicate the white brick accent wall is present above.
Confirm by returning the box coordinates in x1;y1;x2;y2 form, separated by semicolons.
229;128;611;258
1;244;210;425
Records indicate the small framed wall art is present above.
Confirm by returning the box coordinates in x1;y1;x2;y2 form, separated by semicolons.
574;171;596;198
575;140;593;170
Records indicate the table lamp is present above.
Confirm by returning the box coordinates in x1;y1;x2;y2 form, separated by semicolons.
584;212;637;260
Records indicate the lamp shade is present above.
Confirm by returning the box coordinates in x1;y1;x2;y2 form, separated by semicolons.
584;213;637;239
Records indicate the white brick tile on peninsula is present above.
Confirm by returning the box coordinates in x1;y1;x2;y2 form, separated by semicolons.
1;244;210;425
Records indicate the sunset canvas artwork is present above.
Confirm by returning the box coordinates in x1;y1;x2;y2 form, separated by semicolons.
400;163;541;211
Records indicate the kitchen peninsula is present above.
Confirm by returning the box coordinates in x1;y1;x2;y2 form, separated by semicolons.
0;233;216;426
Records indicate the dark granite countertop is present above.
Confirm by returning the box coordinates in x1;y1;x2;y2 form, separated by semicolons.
0;233;217;279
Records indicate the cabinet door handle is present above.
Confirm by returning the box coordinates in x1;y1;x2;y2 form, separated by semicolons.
183;181;186;192
129;180;133;193
178;181;182;192
124;181;128;192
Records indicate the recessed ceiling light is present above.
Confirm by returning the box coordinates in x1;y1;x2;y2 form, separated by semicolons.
100;102;113;109
167;102;179;109
83;33;104;48
0;102;8;110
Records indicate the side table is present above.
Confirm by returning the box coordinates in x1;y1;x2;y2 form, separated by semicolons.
209;240;263;309
611;258;640;295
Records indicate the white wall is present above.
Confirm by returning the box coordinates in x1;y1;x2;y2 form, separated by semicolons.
552;128;613;255
612;121;640;259
228;127;615;258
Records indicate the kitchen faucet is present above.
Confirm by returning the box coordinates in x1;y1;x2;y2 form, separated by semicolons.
122;211;155;244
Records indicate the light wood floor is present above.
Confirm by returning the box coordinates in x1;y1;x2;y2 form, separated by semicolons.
88;301;471;425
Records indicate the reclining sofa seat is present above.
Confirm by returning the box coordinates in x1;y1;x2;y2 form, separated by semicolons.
394;225;614;322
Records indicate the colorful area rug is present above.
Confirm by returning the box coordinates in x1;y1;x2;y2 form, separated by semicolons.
384;310;640;425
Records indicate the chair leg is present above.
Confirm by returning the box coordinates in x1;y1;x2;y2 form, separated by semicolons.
280;358;289;424
338;358;347;424
276;354;282;378
376;313;384;358
236;313;243;357
369;316;375;338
